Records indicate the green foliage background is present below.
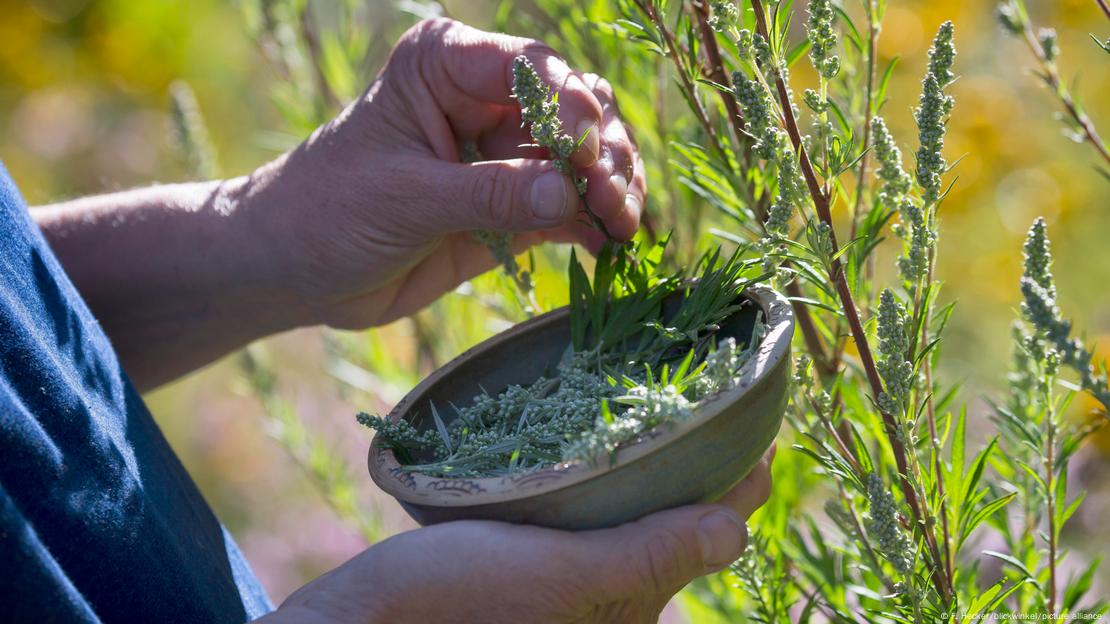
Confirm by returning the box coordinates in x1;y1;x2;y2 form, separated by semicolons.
1;0;1109;616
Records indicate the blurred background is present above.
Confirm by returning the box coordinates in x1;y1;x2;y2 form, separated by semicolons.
1;0;1108;611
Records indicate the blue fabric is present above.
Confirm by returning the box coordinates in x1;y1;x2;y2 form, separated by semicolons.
0;163;273;623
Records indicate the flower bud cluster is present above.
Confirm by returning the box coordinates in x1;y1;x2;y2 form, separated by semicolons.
1019;219;1110;408
802;89;826;114
793;355;814;391
896;201;933;282
708;0;739;33
766;144;805;237
877;289;914;412
806;0;840;79
1037;28;1058;62
512;55;585;195
996;1;1023;35
563;383;693;463
472;229;533;292
733;72;804;237
737;31;774;76
733;72;776;158
866;472;915;575
871;117;912;207
914;22;957;205
1023;217;1055;298
357;412;442;451
696;322;767;398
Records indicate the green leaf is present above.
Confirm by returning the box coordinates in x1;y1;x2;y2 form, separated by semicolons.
875;56;900;110
964;493;1017;543
428;401;453;455
982;550;1040;584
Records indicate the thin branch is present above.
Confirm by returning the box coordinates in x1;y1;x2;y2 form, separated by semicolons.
1018;12;1110;170
848;0;879;246
1043;378;1059;616
692;1;754;168
633;0;731;166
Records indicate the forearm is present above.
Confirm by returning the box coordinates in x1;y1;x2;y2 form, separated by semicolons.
34;173;301;391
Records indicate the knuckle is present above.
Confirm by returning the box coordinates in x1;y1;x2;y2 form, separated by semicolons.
395;18;460;80
520;40;562;62
594;76;615;102
637;530;688;595
470;166;517;229
400;17;455;50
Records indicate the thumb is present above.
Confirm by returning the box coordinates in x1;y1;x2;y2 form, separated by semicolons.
573;505;748;601
427;159;579;232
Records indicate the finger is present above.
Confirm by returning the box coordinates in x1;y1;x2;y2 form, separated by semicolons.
571;504;748;602
577;72;643;241
424;158;580;233
529;221;607;255
715;445;775;519
417;19;602;166
474;106;548;161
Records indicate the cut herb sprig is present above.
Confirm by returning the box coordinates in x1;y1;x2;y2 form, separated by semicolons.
361;237;771;477
511;55;617;242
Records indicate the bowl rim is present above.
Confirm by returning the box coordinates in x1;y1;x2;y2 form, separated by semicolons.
367;285;794;508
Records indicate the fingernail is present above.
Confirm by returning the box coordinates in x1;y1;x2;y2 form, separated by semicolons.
531;170;571;222
575;119;600;164
697;509;746;572
609;173;628;201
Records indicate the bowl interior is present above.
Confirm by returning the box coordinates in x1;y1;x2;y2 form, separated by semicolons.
395;292;765;466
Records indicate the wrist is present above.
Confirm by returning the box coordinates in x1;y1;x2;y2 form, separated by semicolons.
221;156;320;333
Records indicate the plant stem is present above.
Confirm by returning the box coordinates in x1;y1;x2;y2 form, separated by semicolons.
807;390;864;476
1017;6;1110;170
634;0;731;167
849;0;879;248
749;0;952;602
692;1;754;171
838;482;898;593
1043;374;1059;615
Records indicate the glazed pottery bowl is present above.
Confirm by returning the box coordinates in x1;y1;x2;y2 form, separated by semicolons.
368;286;794;530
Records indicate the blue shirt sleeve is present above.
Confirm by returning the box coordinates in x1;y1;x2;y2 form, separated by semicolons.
0;163;274;623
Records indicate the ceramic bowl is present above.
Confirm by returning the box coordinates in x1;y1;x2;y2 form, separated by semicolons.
367;286;794;530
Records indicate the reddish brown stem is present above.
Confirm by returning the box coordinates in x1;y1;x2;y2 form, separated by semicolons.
692;2;752;164
749;0;952;602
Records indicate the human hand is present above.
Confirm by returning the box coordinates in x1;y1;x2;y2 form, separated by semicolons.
238;17;646;330
258;447;773;624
